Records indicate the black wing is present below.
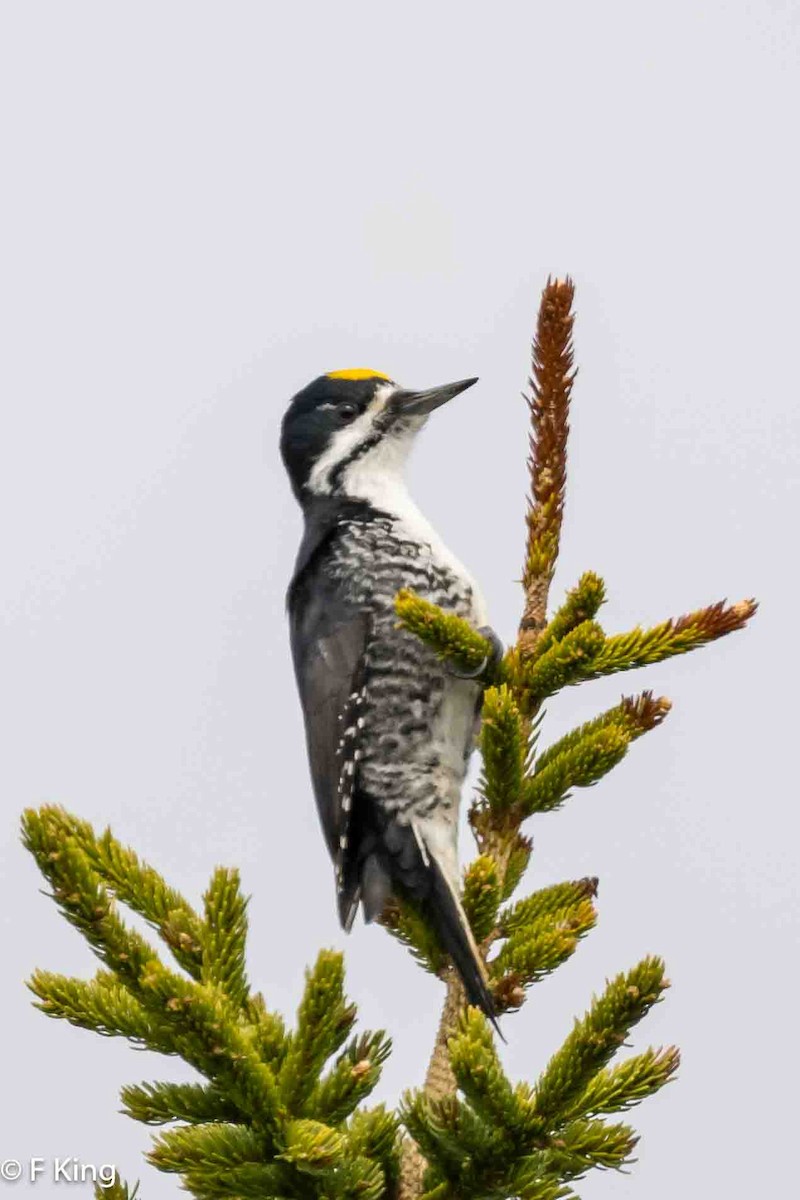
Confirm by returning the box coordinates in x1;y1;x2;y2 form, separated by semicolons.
289;561;368;864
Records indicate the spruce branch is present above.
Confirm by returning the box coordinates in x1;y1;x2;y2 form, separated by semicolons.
347;1106;403;1192
478;686;536;817
148;1123;267;1176
498;832;533;900
402;998;655;1198
131;973;285;1143
400;1093;473;1182
29;969;178;1053
396;279;753;1196
532;957;670;1125
511;619;606;710
279;1118;346;1172
499;879;599;938
564;1045;681;1119
520;276;577;652
538;1116;638;1179
94;1179;138;1200
169;1163;292;1200
26;276;756;1200
521;726;630;816
461;856;502;943
148;1125;296;1197
503;1178;576;1200
394;589;501;682
245;992;289;1068
23;809;294;1140
589;598;758;676
202;867;250;1008
533;571;607;659
447;1008;533;1135
401;1088;511;1188
490;898;597;993
23;805;399;1200
277;950;356;1114
518;599;757;707
120;1081;244;1126
308;1030;393;1125
534;692;670;776
381;897;448;975
25;805;205;977
22;822;170;998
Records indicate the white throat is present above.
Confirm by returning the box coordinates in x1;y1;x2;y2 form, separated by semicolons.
341;424;485;617
340;424;418;514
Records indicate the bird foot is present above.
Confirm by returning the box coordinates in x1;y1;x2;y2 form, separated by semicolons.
450;626;504;680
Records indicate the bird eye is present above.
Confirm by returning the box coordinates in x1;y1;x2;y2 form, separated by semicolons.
337;403;358;422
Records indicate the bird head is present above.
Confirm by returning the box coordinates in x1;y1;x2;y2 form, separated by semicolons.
280;368;478;503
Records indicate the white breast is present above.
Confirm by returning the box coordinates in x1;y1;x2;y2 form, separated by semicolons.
345;456;488;627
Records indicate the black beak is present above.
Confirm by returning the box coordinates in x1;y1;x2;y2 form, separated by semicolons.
391;377;478;417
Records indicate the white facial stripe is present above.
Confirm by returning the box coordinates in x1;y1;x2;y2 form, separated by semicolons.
307;383;397;495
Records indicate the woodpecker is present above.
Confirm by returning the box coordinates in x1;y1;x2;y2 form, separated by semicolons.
281;368;498;1020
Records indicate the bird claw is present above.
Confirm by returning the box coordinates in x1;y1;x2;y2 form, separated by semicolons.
450;626;504;680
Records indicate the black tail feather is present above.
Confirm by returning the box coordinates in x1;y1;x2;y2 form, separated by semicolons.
339;815;503;1038
427;857;503;1039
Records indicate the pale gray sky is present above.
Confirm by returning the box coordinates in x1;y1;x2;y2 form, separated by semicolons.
1;3;797;1197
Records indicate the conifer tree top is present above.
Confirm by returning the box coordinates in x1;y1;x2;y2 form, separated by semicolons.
22;279;755;1200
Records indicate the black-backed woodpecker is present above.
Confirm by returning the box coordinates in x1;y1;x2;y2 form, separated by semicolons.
281;368;498;1020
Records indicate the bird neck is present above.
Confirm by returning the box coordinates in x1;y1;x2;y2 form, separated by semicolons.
340;465;416;526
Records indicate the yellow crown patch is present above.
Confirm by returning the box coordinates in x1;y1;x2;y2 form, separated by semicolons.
326;368;391;382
